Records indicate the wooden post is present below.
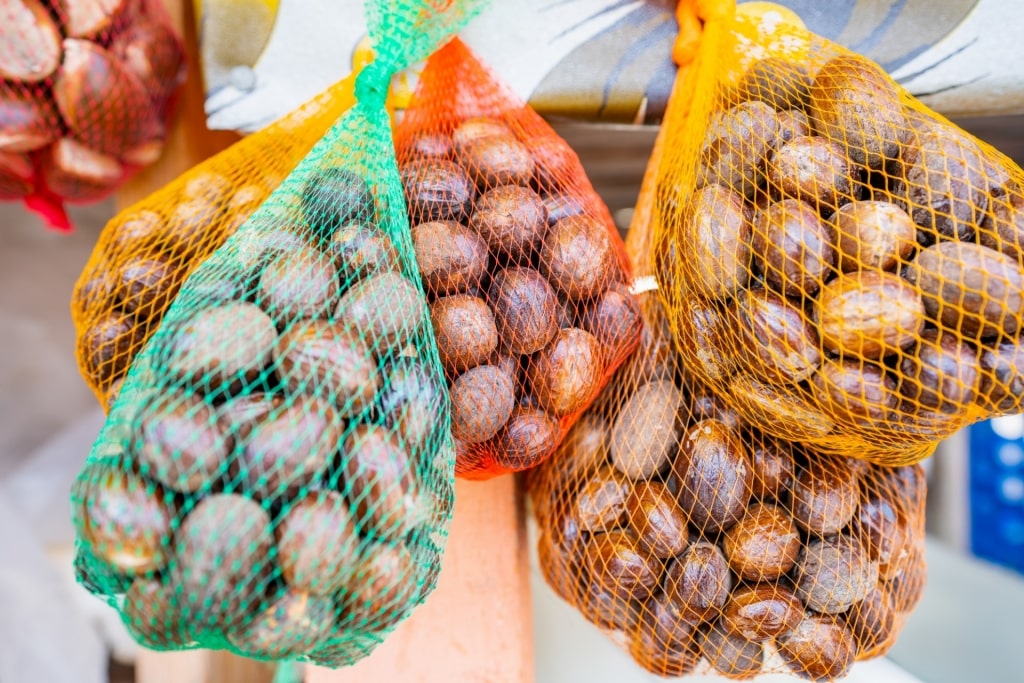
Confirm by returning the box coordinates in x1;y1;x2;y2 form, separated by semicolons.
307;478;534;683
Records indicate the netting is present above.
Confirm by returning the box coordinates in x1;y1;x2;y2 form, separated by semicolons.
0;0;184;230
393;38;642;479
653;0;1024;466
528;93;928;680
69;0;488;667
71;69;364;411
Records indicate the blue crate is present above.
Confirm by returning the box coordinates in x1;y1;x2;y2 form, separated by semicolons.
968;415;1024;575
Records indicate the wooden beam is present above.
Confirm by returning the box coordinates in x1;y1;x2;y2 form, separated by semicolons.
308;477;534;683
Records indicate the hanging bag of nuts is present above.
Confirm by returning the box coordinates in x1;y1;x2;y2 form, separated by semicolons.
70;0;488;667
655;0;1024;466
393;37;643;479
1;0;185;230
71;68;365;411
528;78;928;680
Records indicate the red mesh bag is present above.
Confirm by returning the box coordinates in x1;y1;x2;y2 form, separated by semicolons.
0;0;184;230
393;38;642;479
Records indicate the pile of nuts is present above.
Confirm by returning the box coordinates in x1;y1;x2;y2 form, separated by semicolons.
0;0;184;201
662;53;1024;462
73;168;448;665
397;115;642;476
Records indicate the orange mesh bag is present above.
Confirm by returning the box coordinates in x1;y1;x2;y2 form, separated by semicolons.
528;105;928;681
1;0;185;230
71;72;364;409
393;38;643;479
654;0;1024;466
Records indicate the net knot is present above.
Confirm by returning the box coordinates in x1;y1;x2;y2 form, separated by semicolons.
673;0;734;67
354;60;392;106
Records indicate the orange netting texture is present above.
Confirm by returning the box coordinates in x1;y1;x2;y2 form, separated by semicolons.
393;38;643;479
654;2;1024;466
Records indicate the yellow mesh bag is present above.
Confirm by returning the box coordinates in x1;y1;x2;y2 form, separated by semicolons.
71;72;362;408
528;74;928;680
654;0;1024;466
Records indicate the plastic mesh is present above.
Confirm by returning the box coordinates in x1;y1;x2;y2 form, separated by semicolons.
69;0;487;667
71;70;363;411
0;0;184;229
527;105;928;680
653;2;1024;466
393;38;642;479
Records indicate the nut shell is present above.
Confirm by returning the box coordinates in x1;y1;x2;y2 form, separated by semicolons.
412;220;488;296
540;215;616;301
723;503;801;581
431;294;499;376
527;327;604;417
488;267;559;355
471;184;548;261
664;541;732;622
450;364;515;443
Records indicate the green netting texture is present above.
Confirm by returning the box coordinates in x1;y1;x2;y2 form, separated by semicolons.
69;0;488;668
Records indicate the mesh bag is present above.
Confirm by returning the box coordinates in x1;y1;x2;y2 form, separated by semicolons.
528;102;929;680
654;0;1024;466
71;70;363;412
1;0;185;230
69;0;487;667
393;38;643;479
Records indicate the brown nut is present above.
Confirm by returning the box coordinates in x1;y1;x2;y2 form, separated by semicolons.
979;338;1024;412
796;536;879;614
0;150;34;198
0;0;62;82
905;241;1024;339
791;454;860;535
259;246;339;323
342;424;419;539
769;136;856;211
42;137;122;200
816;270;926;359
228;395;343;501
898;329;980;414
753;198;836;296
701;622;764;679
401;159;474;222
608;379;683;479
888;543;927;613
674;296;734;382
736;287;822;384
981;186;1024;261
578;576;638;631
379;358;444;454
412;220;487;296
546;413;610;494
329;223;400;286
0;87;59;152
530;135;580;192
540;214;616;300
463;133;535;187
729;375;835;441
778;613;857;681
117;255;181;317
275;490;359;596
59;0;128;39
301;166;376;237
583;529;663;601
625;480;689;559
699;100;780;197
343;542;418;630
543;192;587;226
79;311;139;389
722;583;804;642
746;431;796;500
134;392;230;493
680;184;752;299
488;267;559;355
107;210;163;257
470;184;548;261
226;588;333;659
274;320;379;416
491;405;560;471
581;285;642;366
689;391;743;431
846;584;899;658
664;541;732;622
574;466;631;532
831;200;916;273
723;503;801;581
675;419;752;534
855;496;911;580
777;109;811;145
452;118;513;151
335;272;426;351
170;494;274;629
737;57;811;111
75;462;172;575
54;39;149;157
122;578;185;647
809;55;906;169
629;595;699;677
111;19;186;101
811;358;898;426
527;327;604;417
451;364;515;443
403;131;452;158
431;294;499;376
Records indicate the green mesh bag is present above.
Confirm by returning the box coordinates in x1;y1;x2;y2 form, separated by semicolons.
69;0;488;668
